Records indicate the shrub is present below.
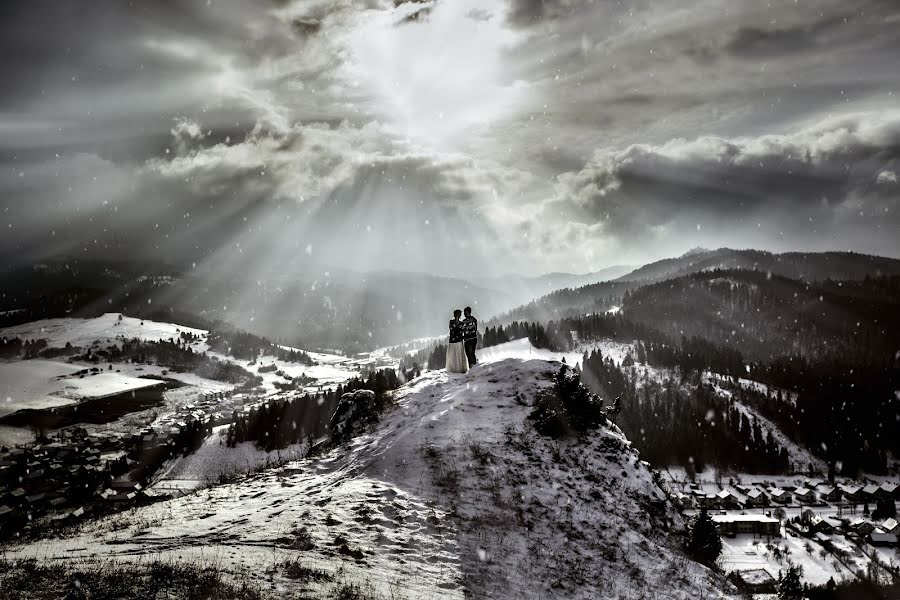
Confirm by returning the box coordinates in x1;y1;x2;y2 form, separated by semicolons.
529;365;607;438
0;558;264;600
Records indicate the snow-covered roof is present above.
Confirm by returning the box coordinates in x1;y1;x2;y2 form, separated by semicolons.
713;514;779;524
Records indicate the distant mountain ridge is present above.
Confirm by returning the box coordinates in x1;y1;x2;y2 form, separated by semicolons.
621;268;900;360
0;258;634;353
492;248;900;327
473;264;636;291
616;248;900;283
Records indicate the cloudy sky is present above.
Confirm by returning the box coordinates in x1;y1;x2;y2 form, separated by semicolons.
1;0;898;278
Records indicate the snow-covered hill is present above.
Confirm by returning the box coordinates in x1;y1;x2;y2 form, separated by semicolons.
10;343;732;599
0;312;208;349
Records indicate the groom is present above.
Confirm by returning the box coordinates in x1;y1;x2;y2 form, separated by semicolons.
462;306;478;367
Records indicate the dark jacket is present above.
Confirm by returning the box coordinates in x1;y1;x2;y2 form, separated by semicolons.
462;315;478;340
449;319;463;344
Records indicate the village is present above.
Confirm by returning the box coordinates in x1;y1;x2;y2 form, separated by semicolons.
0;319;404;541
664;473;900;592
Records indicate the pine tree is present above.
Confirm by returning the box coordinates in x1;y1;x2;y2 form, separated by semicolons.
777;565;804;600
685;507;722;565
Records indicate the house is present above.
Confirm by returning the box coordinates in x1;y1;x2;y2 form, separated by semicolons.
712;514;781;537
880;518;899;534
806;513;834;534
870;528;898;547
840;485;864;504
692;490;718;509
850;518;876;537
862;484;881;502
817;485;842;503
813;532;832;546
716;489;740;509
794;487;815;504
25;492;46;506
109;480;142;493
9;488;26;506
770;488;793;505
744;488;769;508
881;482;900;500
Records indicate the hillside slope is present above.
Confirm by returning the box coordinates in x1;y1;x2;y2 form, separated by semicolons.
9;346;732;599
622;269;899;360
617;248;900;283
493;249;900;326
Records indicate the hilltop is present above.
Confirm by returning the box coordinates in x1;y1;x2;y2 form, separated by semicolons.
493;248;900;326
6;342;732;599
616;248;900;284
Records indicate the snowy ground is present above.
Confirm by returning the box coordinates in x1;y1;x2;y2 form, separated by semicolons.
231;351;358;397
151;425;309;495
0;360;84;417
9;340;734;599
719;532;854;587
0;313;209;349
56;372;167;400
0;314;360;447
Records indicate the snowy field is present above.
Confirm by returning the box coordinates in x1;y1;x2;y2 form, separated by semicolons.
9;340;733;599
478;336;636;370
0;313;209;349
151;425;308;494
0;360;85;417
719;532;855;587
57;372;167;400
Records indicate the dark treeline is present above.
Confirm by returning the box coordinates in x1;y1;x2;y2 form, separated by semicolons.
418;320;576;371
622;269;900;362
206;329;315;365
480;321;574;351
226;369;404;451
562;310;898;476
580;348;790;473
79;338;262;389
491;281;634;324
725;358;900;477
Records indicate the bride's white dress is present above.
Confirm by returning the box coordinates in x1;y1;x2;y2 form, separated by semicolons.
446;341;468;373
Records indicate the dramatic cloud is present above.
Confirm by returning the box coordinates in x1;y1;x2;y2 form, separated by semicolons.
544;111;900;258
2;0;899;277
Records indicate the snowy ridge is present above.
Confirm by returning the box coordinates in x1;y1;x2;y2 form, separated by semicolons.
0;313;208;349
10;342;733;599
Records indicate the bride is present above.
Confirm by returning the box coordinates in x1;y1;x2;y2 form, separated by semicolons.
445;309;469;373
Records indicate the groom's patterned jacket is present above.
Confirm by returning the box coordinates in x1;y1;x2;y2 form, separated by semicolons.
462;315;478;340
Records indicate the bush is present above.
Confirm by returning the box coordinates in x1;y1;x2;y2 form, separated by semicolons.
329;389;384;443
0;558;264;600
529;365;607;438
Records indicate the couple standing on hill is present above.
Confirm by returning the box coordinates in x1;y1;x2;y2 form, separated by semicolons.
446;307;477;374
